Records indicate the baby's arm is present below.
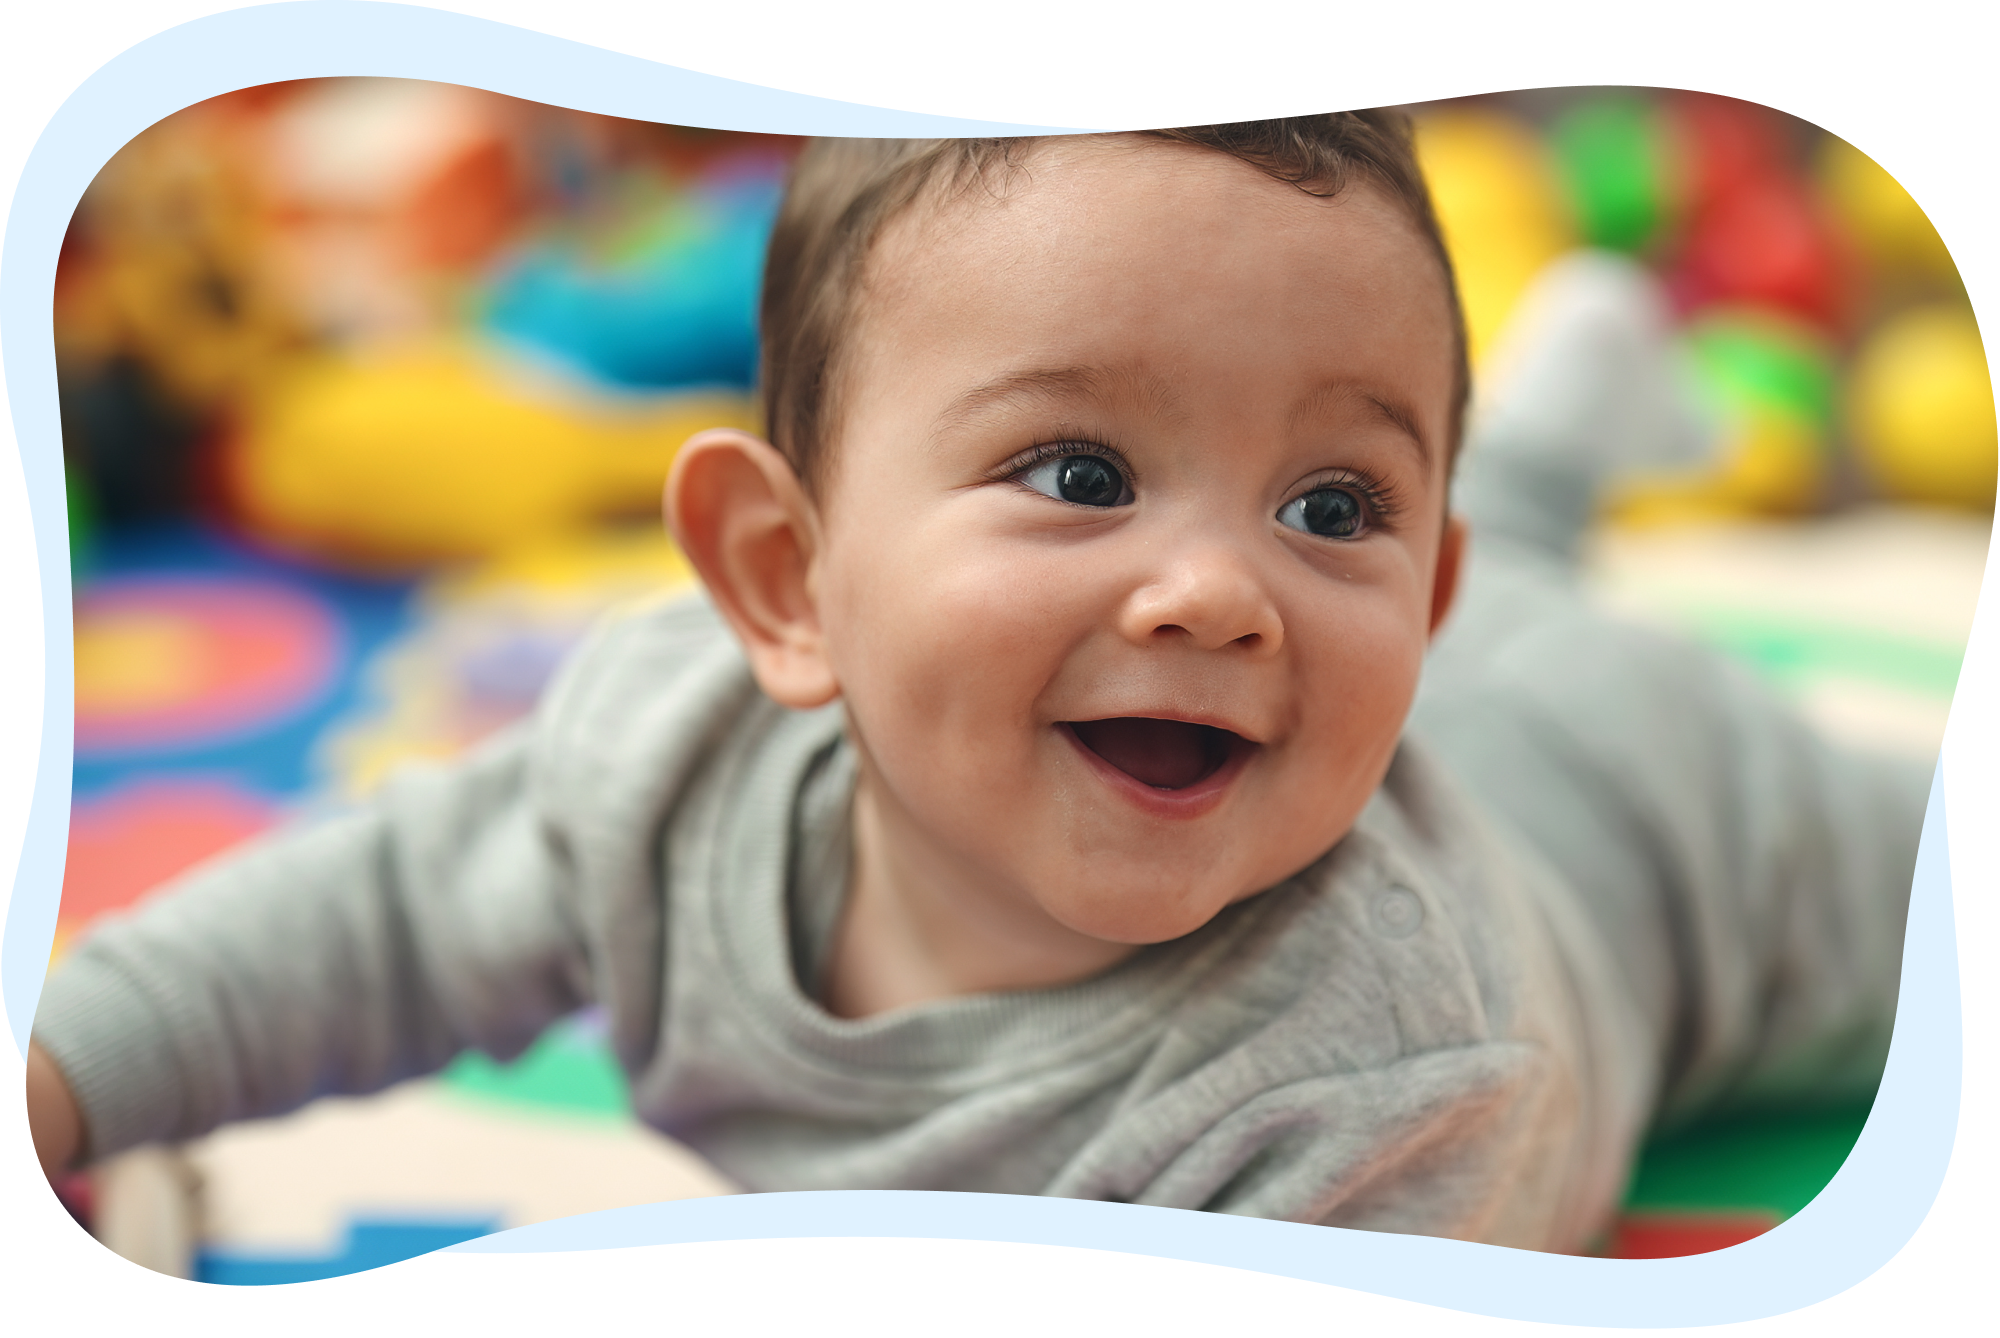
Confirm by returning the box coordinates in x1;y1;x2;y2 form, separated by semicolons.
1414;552;1924;1124
29;721;593;1172
1418;253;1927;1125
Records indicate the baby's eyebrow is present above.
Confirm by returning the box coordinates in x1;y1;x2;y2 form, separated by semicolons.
1289;382;1434;478
930;365;1181;442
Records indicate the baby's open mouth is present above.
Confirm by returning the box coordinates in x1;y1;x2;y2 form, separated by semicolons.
1065;718;1246;791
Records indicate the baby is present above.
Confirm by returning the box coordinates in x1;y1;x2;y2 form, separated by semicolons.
28;115;1924;1254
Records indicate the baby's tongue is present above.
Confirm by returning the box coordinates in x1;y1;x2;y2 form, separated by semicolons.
1071;718;1226;790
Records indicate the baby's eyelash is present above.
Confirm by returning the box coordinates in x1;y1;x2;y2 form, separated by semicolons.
989;439;1133;486
1295;468;1404;525
986;448;1401;526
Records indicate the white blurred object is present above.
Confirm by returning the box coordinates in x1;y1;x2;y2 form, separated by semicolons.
1585;506;1989;647
1457;251;1723;557
182;1079;734;1258
1583;505;1990;761
264;79;496;210
90;1145;203;1279
1795;680;1953;762
1469;250;1720;476
258;78;516;343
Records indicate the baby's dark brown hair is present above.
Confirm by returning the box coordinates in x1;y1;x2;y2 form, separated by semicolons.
759;113;1470;493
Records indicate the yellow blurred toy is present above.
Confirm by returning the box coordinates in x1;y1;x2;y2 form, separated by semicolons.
226;339;758;568
1815;138;1959;289
1847;303;1996;510
58;93;306;415
1414;109;1576;368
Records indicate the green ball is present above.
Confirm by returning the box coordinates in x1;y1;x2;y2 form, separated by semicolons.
1685;309;1839;434
1550;94;1674;255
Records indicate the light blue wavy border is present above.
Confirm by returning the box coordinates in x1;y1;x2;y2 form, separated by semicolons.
0;3;1964;1328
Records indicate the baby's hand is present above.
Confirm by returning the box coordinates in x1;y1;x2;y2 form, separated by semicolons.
26;1042;84;1183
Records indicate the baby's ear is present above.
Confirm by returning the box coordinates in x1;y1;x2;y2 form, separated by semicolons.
665;430;839;709
1428;513;1469;640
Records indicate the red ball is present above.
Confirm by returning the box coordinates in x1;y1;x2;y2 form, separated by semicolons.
1663;94;1852;331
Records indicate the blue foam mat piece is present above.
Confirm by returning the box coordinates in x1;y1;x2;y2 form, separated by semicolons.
197;1216;498;1286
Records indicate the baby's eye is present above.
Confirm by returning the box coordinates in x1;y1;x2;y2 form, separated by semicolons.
1277;488;1365;539
1018;454;1134;508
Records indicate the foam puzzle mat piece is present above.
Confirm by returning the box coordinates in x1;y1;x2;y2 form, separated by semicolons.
1608;1213;1782;1259
198;1218;499;1286
61;780;279;927
1622;1100;1877;1220
183;1077;734;1258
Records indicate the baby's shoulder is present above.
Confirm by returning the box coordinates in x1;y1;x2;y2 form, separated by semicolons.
523;589;767;821
542;589;739;709
1304;739;1604;1044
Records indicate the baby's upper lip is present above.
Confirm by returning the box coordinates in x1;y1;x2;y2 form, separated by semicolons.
1059;709;1266;746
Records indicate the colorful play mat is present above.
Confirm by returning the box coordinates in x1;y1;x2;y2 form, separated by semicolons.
54;508;1980;1280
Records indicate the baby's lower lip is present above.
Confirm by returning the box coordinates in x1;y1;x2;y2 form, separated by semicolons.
1058;718;1256;819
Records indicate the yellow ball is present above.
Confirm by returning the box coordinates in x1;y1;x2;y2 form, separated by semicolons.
1849;305;1996;509
1414;110;1576;368
1816;138;1958;283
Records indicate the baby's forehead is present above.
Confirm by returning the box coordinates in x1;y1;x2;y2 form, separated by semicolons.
847;140;1461;454
865;139;1453;345
884;175;1448;340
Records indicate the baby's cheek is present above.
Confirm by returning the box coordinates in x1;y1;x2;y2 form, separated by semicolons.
1286;611;1427;778
835;621;1053;810
880;560;1087;718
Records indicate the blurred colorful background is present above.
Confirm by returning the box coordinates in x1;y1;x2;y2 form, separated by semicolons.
50;82;1993;1281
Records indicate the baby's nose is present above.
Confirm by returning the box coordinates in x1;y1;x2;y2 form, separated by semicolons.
1118;546;1284;654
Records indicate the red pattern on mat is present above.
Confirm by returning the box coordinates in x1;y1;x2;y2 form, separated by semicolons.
74;577;341;754
1610;1212;1781;1258
62;780;279;927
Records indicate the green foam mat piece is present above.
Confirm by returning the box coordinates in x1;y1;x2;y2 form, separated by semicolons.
441;1015;630;1118
1677;605;1963;700
1622;1098;1875;1219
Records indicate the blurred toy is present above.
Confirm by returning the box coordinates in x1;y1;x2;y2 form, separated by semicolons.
257;78;531;343
55;93;307;523
56;355;206;525
57;95;306;415
225;340;757;568
481;157;785;391
1847;303;1996;509
1609;307;1838;522
1664;95;1848;332
1815;137;1959;292
1549;92;1677;256
1414;109;1576;367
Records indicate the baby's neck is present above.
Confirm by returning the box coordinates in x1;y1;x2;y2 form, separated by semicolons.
821;773;1139;1019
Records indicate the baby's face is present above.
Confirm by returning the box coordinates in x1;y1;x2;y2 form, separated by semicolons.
813;137;1461;947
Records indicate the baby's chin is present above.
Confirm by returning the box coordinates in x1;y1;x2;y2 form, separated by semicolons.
1031;866;1290;948
1023;810;1356;946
